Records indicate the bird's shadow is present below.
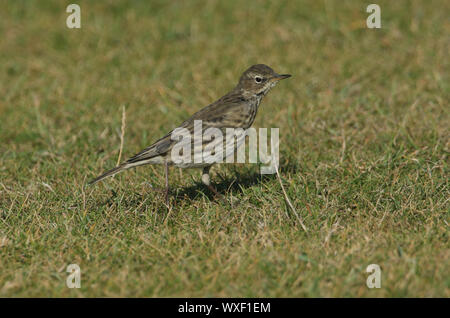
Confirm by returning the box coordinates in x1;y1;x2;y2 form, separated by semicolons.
96;161;300;208
173;169;269;202
172;161;300;203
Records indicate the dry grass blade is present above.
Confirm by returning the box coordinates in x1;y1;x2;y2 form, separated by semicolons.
116;105;126;166
275;164;308;233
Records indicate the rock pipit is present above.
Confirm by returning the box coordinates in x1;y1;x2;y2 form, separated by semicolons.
89;64;291;204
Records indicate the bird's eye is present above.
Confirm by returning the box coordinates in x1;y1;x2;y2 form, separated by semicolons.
255;76;263;83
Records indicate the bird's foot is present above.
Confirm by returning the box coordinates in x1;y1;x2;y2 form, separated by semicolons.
206;184;240;207
144;182;170;206
143;182;165;193
164;187;169;206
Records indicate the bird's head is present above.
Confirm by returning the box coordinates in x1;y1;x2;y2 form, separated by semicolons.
237;64;291;97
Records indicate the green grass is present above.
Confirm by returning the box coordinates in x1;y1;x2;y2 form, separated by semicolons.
0;0;448;297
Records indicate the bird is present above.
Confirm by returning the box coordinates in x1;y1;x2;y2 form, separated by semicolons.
88;64;291;204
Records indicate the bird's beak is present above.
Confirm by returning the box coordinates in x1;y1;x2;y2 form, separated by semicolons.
271;74;292;82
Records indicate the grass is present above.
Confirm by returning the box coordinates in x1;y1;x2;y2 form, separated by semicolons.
0;0;448;297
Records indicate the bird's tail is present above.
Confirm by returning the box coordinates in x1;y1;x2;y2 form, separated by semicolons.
88;163;130;185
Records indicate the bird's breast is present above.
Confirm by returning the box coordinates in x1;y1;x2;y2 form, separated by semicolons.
242;98;261;128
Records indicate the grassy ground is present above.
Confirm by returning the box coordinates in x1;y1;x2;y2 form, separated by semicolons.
0;0;448;297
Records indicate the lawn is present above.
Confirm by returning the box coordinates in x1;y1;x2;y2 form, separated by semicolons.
0;0;448;297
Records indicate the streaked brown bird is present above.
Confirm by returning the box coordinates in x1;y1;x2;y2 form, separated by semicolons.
89;64;291;203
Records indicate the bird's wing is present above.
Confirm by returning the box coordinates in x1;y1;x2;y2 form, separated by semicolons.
182;90;248;128
125;90;247;164
125;132;173;164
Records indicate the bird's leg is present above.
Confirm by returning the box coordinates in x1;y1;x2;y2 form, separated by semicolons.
201;167;238;207
164;161;169;205
202;166;221;198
